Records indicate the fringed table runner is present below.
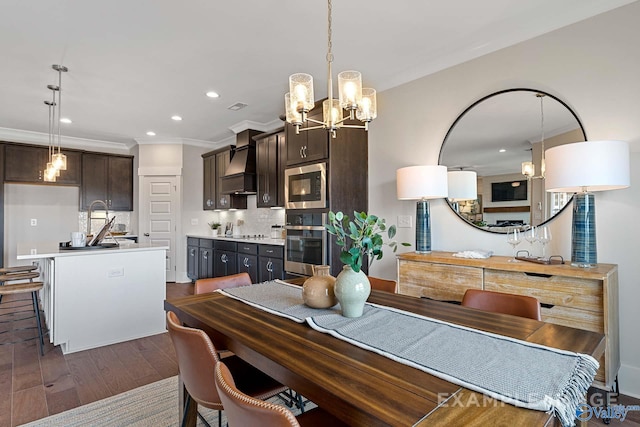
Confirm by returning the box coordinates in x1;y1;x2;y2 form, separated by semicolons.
220;281;598;427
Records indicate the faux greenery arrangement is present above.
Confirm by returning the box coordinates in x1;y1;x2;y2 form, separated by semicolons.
208;222;221;230
325;211;410;273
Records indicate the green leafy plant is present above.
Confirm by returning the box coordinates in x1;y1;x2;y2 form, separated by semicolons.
208;222;221;230
325;211;410;273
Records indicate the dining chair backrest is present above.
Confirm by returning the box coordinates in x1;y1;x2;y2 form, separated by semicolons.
166;311;223;410
194;272;252;295
461;289;542;321
215;361;300;427
368;276;397;293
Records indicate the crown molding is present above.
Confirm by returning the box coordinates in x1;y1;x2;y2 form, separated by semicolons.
228;119;283;135
0;127;131;152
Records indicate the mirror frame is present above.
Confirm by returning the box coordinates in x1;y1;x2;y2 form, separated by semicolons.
439;88;587;233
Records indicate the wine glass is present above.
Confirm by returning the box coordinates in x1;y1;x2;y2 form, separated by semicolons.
506;229;522;262
538;226;552;260
524;226;537;258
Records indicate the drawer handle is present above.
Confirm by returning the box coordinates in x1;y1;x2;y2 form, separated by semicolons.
540;303;555;309
524;272;553;278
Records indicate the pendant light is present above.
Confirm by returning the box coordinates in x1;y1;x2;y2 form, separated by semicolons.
51;64;68;171
284;0;377;138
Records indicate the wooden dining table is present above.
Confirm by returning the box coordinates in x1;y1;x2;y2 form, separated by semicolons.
164;287;605;427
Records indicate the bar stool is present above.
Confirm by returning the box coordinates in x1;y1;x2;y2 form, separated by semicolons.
0;265;38;303
0;268;46;355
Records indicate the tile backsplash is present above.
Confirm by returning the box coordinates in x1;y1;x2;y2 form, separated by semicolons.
215;207;285;236
78;211;132;235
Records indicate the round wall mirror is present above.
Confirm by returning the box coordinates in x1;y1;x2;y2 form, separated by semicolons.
439;88;586;233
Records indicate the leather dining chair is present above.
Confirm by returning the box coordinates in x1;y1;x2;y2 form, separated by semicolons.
215;361;348;427
166;311;288;427
461;289;542;321
194;272;252;295
368;276;397;293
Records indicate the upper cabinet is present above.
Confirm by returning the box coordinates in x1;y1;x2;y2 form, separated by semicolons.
256;129;286;208
286;110;328;166
4;144;81;185
202;146;247;210
80;153;133;211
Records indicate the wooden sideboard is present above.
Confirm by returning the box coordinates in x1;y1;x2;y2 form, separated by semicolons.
397;251;619;390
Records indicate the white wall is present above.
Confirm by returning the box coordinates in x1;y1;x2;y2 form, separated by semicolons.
368;2;640;397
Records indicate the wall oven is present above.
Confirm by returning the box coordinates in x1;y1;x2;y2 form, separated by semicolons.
284;212;327;276
284;162;326;209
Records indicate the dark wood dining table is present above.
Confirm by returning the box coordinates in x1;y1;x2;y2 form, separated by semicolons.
164;287;605;427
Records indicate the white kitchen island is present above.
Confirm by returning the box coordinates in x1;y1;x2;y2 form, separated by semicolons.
17;242;168;354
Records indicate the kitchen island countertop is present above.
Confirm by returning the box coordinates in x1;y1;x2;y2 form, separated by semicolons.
17;242;168;260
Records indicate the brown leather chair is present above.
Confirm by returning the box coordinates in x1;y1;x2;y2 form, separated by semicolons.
461;289;542;321
368;276;397;293
215;361;348;427
166;311;288;427
194;272;252;295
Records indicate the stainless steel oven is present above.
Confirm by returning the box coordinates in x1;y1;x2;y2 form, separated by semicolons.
284;212;327;276
284;162;326;209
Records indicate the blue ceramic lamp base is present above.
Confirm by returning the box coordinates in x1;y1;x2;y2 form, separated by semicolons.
416;200;431;253
571;192;597;268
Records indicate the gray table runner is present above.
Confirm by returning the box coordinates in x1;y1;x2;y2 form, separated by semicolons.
220;281;597;427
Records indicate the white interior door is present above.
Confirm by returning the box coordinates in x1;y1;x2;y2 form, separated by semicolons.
140;176;178;282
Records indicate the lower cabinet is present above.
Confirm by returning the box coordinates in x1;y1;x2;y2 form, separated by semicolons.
237;243;259;283
258;245;285;282
397;251;619;390
187;238;284;283
214;240;238;277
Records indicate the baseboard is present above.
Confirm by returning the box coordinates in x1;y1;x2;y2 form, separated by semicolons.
619;363;640;399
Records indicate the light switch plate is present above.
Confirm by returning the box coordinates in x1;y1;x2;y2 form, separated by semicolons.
30;218;37;226
191;218;199;226
397;215;412;228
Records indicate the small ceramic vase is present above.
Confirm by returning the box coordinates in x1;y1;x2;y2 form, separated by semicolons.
334;265;371;318
302;265;337;308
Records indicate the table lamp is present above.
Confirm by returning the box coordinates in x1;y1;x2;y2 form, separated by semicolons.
447;170;478;212
397;165;448;253
544;140;629;267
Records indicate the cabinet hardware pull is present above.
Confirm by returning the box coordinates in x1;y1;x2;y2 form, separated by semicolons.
524;272;553;278
299;147;304;158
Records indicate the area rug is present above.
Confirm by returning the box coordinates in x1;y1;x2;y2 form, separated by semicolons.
20;376;309;427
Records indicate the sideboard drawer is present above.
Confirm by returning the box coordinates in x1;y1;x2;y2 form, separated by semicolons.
398;259;482;301
484;270;602;313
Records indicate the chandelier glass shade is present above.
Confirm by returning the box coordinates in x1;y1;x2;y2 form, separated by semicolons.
284;0;377;137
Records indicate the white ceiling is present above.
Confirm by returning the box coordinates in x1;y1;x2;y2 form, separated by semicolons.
0;0;635;150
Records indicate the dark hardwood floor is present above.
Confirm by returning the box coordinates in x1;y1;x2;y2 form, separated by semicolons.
1;281;639;426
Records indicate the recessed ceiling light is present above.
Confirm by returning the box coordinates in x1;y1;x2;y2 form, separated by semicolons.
171;115;183;121
499;149;506;153
60;117;72;124
146;131;156;136
206;91;220;98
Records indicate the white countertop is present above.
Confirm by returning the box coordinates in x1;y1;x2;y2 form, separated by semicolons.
17;242;169;260
187;234;285;246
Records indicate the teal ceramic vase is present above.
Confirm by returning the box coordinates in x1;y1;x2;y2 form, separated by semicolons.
334;265;371;318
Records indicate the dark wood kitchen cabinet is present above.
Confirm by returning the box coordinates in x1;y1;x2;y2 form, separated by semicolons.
255;129;286;208
286;110;328;166
187;237;199;281
81;153;133;211
4;144;81;185
202;146;246;210
258;244;284;282
237;242;258;283
214;240;238;277
198;240;214;279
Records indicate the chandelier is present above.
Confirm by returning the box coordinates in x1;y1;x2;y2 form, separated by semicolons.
522;93;545;179
284;0;377;138
43;64;69;182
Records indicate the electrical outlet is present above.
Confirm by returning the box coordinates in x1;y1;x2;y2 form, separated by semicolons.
30;218;37;226
397;215;412;228
108;267;124;278
191;218;199;226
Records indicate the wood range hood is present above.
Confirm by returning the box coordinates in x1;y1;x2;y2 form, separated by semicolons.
221;129;261;195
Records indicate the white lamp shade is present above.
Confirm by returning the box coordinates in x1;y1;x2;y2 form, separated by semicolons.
397;165;448;200
545;140;630;193
447;171;477;201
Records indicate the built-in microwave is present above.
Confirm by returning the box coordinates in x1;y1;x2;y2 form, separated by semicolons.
284;162;326;209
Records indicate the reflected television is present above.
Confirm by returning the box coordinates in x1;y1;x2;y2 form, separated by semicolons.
491;180;527;202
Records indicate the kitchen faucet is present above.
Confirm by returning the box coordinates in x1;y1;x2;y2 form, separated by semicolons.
87;200;109;236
